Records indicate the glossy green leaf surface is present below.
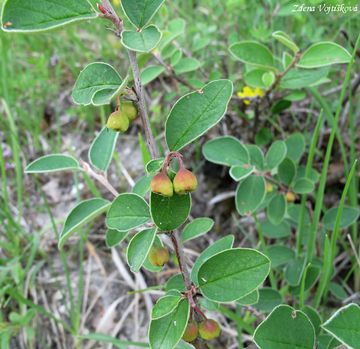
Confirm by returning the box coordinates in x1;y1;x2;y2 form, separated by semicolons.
122;25;162;53
59;198;111;249
297;42;352;69
150;193;191;231
254;305;315;349
278;158;296;186
285;133;306;163
89;127;119;172
1;0;97;32
152;295;182;320
121;0;165;29
25;154;80;174
236;175;266;215
198;248;270;303
267;194;287;225
322;303;360;349
237;289;260;306
166;80;233;151
285;257;306;286
229;165;255;182
267;245;295;268
265;141;287;170
72;63;124;106
293;178;315;194
272;31;299;53
181;218;214;242
141;65;166;85
203;136;249;167
105;229;128;248
255;288;283;313
323;206;360;230
127;228;157;273
260;219;291;239
229;41;275;69
173;58;201;74
106;193;151;231
149;299;190;349
191;235;234;285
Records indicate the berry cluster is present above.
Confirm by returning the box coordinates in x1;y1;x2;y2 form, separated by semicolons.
107;100;138;132
150;153;198;197
183;319;221;343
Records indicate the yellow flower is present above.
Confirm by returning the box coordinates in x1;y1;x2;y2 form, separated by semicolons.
237;86;264;105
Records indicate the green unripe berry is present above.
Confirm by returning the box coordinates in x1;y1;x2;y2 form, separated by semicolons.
121;101;138;121
173;169;198;195
107;111;130;132
199;319;221;341
148;246;170;267
151;172;174;197
182;321;198;342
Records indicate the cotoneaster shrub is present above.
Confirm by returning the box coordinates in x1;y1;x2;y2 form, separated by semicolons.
1;1;360;349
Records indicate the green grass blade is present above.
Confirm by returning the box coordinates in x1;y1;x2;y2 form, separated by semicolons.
306;34;360;263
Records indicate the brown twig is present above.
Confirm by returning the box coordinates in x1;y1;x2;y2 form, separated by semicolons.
80;160;119;197
170;231;192;290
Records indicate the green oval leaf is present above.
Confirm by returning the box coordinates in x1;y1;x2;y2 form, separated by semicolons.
293;178;315;194
303;306;322;336
152;295;182;320
203;136;249;167
260;219;291;239
198;248;270;303
173;58;202;75
150;193;191;231
122;25;162;53
237;289;260;306
280;68;329;89
121;0;165;29
181;218;214;243
59;198;111;249
267;245;295;268
191;235;234;285
322;303;360;349
278;158;296;186
255;288;283;313
25;154;80;174
246;144;265;170
89;127;119;172
166;80;233;151
323;206;360;230
72;62;124;106
106;193;151;231
141;65;166;85
229;41;275;70
105;229;128;248
244;69;268;89
1;0;97;32
166;274;186;293
229;165;255;182
297;42;352;69
285;133;306;163
267;194;287;225
285;257;306;286
272;31;299;53
236;175;266;216
265;141;287;170
149;299;190;349
127;228;157;272
254;305;315;349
